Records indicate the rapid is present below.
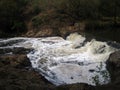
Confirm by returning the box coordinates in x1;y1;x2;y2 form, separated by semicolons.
0;33;118;86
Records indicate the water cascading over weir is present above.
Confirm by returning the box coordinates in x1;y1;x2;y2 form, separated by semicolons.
0;33;118;86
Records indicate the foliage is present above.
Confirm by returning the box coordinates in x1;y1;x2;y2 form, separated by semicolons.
55;0;100;20
28;0;120;29
32;16;43;28
1;0;120;35
99;0;120;24
0;0;28;33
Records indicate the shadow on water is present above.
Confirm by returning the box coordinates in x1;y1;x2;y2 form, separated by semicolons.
85;28;120;42
85;28;120;49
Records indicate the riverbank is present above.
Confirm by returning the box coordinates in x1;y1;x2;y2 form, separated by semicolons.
1;0;120;40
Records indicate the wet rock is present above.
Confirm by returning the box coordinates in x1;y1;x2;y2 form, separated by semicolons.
0;54;95;90
13;47;33;54
0;47;32;55
107;51;120;80
57;83;94;90
0;48;120;90
0;39;25;47
35;28;54;37
0;54;31;68
0;53;56;90
0;67;55;90
103;50;120;90
24;22;85;38
25;28;55;37
107;50;120;68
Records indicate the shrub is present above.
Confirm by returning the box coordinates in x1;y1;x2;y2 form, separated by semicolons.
0;0;28;33
55;0;100;20
32;16;43;28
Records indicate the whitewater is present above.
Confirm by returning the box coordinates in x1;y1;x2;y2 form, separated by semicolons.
0;33;118;86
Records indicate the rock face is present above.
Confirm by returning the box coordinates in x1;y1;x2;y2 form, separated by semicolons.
0;55;31;68
104;50;120;90
0;54;56;90
0;54;94;90
23;23;85;38
0;47;94;90
0;47;33;55
107;51;120;68
0;46;55;90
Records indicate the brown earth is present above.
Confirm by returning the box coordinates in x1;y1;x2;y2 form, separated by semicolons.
23;22;85;38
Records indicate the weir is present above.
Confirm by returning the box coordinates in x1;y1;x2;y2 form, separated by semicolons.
0;33;118;86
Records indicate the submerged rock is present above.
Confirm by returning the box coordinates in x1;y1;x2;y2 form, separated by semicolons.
0;47;32;55
0;54;31;68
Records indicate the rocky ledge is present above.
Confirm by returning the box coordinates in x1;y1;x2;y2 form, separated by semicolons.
0;48;120;90
105;50;120;90
0;47;93;90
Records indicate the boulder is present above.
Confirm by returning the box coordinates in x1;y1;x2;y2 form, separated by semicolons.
107;51;120;68
104;50;120;90
0;54;31;68
56;83;94;90
0;47;32;55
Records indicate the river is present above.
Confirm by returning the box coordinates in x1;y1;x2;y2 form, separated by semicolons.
0;33;119;86
86;28;120;43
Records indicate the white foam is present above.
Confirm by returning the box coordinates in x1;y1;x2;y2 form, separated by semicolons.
0;33;117;86
27;33;116;86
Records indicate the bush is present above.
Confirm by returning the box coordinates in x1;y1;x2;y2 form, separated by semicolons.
32;16;43;28
55;0;100;20
85;20;114;30
0;0;28;33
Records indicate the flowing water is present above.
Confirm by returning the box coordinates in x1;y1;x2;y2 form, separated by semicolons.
0;33;119;86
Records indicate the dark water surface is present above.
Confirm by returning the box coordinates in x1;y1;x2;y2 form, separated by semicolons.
86;28;120;43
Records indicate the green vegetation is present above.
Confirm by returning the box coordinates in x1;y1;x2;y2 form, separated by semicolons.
0;0;120;37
